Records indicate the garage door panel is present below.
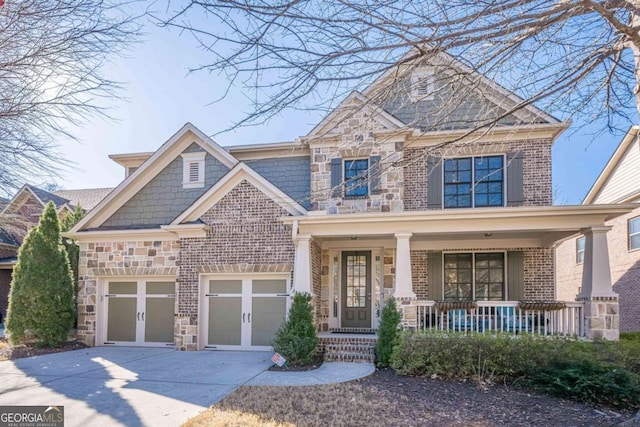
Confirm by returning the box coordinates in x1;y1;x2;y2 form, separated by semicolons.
210;280;242;294
208;297;242;346
107;297;137;342
109;282;137;294
252;279;287;294
144;297;175;343
251;297;286;346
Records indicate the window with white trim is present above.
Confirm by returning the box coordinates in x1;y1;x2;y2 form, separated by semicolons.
629;217;640;250
411;67;435;101
576;236;585;264
181;151;206;189
443;252;505;301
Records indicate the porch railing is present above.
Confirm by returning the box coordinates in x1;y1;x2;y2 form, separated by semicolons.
408;300;585;337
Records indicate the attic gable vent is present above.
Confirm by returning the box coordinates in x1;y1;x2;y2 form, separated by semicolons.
411;67;435;101
181;151;206;189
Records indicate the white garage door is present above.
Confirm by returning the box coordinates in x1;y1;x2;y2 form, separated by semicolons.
102;279;175;347
204;276;289;351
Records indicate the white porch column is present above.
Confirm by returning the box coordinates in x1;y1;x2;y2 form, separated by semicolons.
394;232;416;299
578;226;619;340
293;233;312;294
579;226;616;299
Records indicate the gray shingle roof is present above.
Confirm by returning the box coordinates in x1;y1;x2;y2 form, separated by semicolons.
53;188;114;211
26;185;70;208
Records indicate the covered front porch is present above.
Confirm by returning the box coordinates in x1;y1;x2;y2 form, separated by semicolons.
284;205;634;340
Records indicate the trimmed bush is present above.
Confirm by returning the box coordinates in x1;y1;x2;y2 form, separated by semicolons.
376;297;401;367
272;292;318;365
390;331;640;409
6;202;75;347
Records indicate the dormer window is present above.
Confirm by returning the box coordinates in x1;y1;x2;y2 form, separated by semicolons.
411;67;435;101
181;151;206;189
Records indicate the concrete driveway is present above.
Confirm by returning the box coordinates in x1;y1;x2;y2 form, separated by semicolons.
0;347;273;426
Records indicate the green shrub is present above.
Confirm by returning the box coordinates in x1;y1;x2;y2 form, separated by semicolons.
376;298;401;367
6;202;75;347
532;359;640;408
390;331;640;409
272;292;318;366
621;332;640;343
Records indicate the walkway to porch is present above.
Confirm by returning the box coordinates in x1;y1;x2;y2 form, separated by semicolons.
403;300;585;337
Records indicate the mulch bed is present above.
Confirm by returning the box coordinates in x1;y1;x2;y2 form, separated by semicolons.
0;338;87;361
358;368;633;426
189;368;636;426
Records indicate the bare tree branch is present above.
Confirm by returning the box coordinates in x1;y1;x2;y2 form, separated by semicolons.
0;0;142;196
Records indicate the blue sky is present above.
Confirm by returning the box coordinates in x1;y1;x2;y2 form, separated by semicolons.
57;19;634;206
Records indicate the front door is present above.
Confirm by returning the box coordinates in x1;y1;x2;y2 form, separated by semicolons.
341;251;371;328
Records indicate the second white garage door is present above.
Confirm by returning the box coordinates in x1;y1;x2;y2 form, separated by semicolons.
202;275;290;351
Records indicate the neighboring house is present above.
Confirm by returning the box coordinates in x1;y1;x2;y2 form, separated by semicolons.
65;53;633;354
0;185;113;321
556;126;640;332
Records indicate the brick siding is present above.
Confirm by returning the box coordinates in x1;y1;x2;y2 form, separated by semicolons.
404;138;553;210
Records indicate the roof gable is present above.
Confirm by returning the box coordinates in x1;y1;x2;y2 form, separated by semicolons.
2;184;70;215
305;91;405;138
172;163;307;224
584;126;640;204
72;123;239;232
362;50;560;128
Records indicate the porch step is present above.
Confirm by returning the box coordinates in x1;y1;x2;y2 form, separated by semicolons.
319;335;377;363
328;327;377;334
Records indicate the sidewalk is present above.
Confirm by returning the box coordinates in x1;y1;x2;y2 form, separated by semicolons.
246;361;375;386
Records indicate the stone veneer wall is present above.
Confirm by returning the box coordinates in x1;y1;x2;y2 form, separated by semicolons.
177;180;295;350
404;138;553;210
309;105;404;213
77;240;180;346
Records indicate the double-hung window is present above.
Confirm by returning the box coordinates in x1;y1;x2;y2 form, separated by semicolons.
444;253;505;301
629;217;640;250
344;159;369;198
444;155;504;208
576;236;585;264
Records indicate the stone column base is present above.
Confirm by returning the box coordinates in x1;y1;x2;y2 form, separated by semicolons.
582;297;619;341
175;315;198;351
396;297;417;329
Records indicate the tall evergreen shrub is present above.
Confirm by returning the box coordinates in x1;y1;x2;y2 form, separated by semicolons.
376;297;401;367
6;202;75;346
272;292;318;365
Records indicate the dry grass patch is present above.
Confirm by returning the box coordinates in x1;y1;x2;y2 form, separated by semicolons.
183;409;293;427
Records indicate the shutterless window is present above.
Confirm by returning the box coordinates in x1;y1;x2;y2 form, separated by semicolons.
630;217;640;250
443;155;504;208
576;236;585;264
344;159;369;198
443;253;505;301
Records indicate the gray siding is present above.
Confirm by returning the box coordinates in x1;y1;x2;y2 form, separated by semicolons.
245;156;311;209
381;68;541;131
102;144;230;228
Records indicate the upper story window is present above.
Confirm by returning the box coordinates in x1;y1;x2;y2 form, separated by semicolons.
443;155;504;208
344;159;369;198
181;151;206;189
444;252;505;301
576;236;585;264
411;67;435;101
629;217;640;250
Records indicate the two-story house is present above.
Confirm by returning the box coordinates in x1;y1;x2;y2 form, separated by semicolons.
557;126;640;332
66;55;633;354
